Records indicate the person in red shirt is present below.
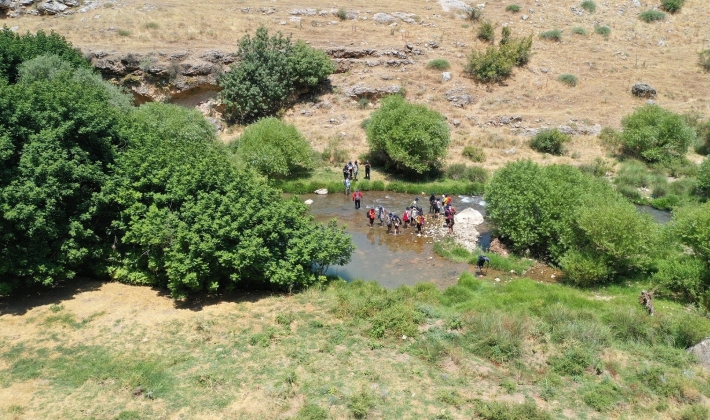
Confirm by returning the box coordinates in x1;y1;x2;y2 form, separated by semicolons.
368;208;376;227
352;190;362;209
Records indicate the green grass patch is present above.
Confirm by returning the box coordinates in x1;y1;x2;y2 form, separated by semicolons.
462;145;486;162
595;24;611;39
580;0;596;12
572;26;587;35
557;73;578;87
539;29;562;42
427;59;451;70
505;4;521;13
639;9;666;22
661;0;685;13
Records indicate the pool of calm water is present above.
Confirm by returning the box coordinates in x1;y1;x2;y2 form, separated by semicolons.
294;191;489;289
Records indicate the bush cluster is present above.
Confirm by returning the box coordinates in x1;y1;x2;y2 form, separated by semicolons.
477;20;496;43
462;145;486;162
445;164;489;183
620;105;695;164
505;4;520;13
557;73;579;87
572;27;587;35
580;0;596;13
700;48;710;72
464;34;533;83
231;117;314;178
0;32;353;297
661;0;685;13
218;27;335;124
366;95;450;174
639;10;666;22
540;29;562;42
426;59;450;70
530;129;571;155
595;25;611;39
486;161;660;285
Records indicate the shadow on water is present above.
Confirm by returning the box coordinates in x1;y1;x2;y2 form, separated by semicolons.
296;191;489;289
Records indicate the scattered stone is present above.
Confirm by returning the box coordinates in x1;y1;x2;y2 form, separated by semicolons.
488;238;509;257
343;82;402;99
290;8;317;15
631;0;641;6
425;41;439;49
452;119;461;127
540;67;548;73
325;48;377;59
442;72;452;82
314;188;328;195
521;14;529;20
58;0;79;6
632;83;657;99
201;50;235;64
647;99;655;105
688;339;710;370
304;199;314;205
0;0;12;9
391;12;417;24
445;88;474;107
502;147;517;155
328;118;341;125
437;0;470;12
499;116;522;125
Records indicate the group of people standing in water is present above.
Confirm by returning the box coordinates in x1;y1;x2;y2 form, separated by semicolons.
355;193;458;236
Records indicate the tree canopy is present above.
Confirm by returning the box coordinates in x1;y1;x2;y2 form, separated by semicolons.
366;95;450;174
218;27;335;124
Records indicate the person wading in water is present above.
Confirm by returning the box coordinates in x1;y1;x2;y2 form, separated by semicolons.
352;189;362;209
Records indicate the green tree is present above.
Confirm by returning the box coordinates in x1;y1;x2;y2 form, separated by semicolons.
672;202;710;266
233;117;314;178
0;27;89;83
103;103;353;298
366;95;450;174
620;105;695;164
0;72;124;294
218;27;334;124
698;157;710;193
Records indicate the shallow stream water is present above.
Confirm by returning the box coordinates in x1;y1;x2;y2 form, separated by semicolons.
298;192;489;289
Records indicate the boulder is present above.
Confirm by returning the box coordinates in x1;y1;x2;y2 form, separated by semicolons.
688;338;710;370
38;0;68;14
632;83;657;99
445;88;474;108
58;0;79;6
343;82;401;99
442;72;452;82
314;188;328;195
201;50;236;64
373;12;395;23
0;0;13;10
304;199;314;205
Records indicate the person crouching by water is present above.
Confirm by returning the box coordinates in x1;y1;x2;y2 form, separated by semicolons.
368;207;376;227
352;189;362;209
392;213;401;235
476;255;490;275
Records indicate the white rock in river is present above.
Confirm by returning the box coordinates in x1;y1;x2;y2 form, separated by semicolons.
304;199;314;205
314;188;328;195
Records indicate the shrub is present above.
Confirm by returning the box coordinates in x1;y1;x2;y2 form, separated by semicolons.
505;4;521;13
672;202;710;266
582;378;624;412
0;28;90;83
465;6;482;21
530;129;570;155
427;59;451;70
595;25;611;39
465;312;527;363
118;29;131;37
234;117;314;178
549;346;596;376
581;0;596;13
218;27;335;124
478;20;496;43
464;35;532;83
699;158;710;192
366;95;450;174
500;26;512;44
639;10;666;22
446;164;489;183
463;145;486;162
661;0;685;13
473;399;551;420
295;404;329;420
700;49;710;72
620;105;695;164
144;22;159;29
654;256;709;306
557;73;578;87
336;8;347;20
539;29;562;42
572;27;587;35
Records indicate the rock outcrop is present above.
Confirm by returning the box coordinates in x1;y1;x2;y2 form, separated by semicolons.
445;88;474;107
688;338;710;370
632;83;657;99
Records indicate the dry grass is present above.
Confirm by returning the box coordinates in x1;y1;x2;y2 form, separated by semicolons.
5;0;710;171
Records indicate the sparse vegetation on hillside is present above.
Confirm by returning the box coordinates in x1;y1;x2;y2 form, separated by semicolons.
505;4;520;13
427;58;450;70
218;26;335;124
639;9;666;22
465;6;482;21
700;48;710;72
366;95;450;174
661;0;685;13
557;73;578;87
463;145;487;162
477;20;496;43
572;26;587;35
580;0;596;13
539;29;562;42
595;24;611;39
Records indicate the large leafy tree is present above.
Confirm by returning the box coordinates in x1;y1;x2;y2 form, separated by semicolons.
218;27;334;124
0;27;90;83
366;95;450;174
103;103;353;298
0;73;124;293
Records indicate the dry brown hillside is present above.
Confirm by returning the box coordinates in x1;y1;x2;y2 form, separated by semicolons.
3;0;709;170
